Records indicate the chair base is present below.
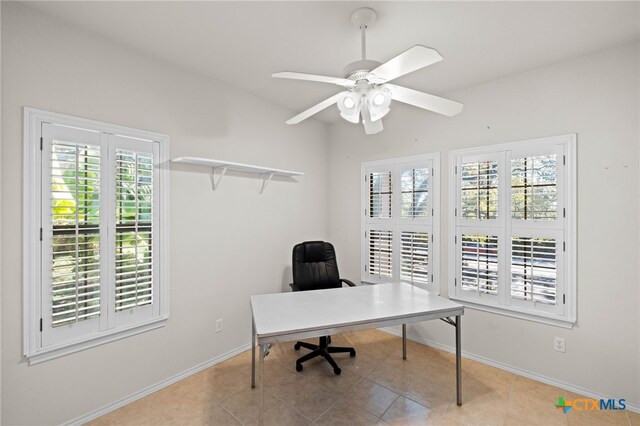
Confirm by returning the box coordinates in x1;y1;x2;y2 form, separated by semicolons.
294;336;356;375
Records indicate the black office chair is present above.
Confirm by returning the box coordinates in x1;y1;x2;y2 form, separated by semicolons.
290;241;356;375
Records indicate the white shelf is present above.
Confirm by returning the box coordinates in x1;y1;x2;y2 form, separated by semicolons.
171;156;304;193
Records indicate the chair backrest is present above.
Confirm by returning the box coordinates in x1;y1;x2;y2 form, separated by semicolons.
292;241;341;291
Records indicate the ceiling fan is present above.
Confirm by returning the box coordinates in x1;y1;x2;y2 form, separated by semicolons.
273;7;463;135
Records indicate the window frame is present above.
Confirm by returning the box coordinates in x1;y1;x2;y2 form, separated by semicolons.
448;134;576;328
361;153;440;292
23;107;171;364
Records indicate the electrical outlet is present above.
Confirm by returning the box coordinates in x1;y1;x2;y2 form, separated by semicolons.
554;337;565;353
216;318;223;333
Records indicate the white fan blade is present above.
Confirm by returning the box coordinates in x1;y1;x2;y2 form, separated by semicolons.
367;45;443;84
285;93;341;125
390;85;463;117
273;72;355;88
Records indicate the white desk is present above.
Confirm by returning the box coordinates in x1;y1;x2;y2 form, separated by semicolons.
250;282;465;409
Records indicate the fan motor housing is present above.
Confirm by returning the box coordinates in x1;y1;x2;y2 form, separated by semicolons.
343;60;382;81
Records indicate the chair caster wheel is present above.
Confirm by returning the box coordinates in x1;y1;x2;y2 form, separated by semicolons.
296;363;303;372
334;367;341;375
350;350;356;357
294;343;300;351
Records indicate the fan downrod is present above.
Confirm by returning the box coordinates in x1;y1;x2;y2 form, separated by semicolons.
345;8;380;80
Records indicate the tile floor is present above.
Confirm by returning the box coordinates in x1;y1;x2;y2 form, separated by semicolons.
88;330;638;426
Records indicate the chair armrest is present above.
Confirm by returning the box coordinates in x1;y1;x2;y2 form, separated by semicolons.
340;279;356;287
290;283;300;292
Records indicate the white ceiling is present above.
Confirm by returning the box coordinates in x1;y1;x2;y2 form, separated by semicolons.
25;1;640;123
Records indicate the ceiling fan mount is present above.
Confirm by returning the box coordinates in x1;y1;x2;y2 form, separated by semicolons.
273;7;463;135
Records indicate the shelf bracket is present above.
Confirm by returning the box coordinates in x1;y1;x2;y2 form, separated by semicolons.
209;167;227;191
259;173;275;194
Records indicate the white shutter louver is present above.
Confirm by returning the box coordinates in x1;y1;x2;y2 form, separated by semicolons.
50;141;102;326
461;234;498;295
115;149;154;311
369;172;392;218
401;168;429;219
401;231;429;285
461;161;499;220
368;230;393;278
511;237;557;305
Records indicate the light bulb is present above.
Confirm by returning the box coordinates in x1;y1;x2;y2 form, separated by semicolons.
337;91;362;124
373;93;386;106
367;86;392;122
343;97;356;109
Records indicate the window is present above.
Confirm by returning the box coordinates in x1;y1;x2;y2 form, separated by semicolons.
362;154;440;291
24;108;170;364
449;135;576;327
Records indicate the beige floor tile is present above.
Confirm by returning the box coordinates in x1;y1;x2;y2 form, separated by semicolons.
315;399;382;425
462;365;515;401
382;395;441;425
179;404;241;426
505;392;569;426
383;350;430;371
245;400;311;426
285;379;339;421
344;377;400;417
356;341;397;362
103;394;169;426
367;362;416;394
444;395;509;425
511;376;565;402
412;358;458;398
431;414;466;426
152;391;218;425
339;352;383;378
88;329;618;426
199;367;251;403
263;364;312;401
402;380;454;415
220;387;279;424
302;362;363;394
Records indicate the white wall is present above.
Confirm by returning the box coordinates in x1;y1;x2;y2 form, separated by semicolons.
1;3;330;424
328;43;640;407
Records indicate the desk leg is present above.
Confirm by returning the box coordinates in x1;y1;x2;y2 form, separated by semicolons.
251;317;256;388
402;324;407;360
258;342;265;426
456;315;462;406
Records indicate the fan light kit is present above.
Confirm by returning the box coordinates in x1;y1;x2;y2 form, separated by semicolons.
273;7;463;135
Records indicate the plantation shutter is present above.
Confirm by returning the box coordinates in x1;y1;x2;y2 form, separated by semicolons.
114;149;154;311
368;230;393;279
400;167;430;219
368;171;392;218
41;123;107;346
400;231;430;285
508;145;565;314
109;135;160;326
460;159;499;221
460;233;499;296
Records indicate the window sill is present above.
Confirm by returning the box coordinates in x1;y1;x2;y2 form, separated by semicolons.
26;317;168;365
450;297;575;329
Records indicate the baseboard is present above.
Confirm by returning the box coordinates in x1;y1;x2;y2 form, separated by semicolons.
379;327;639;414
64;342;253;426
